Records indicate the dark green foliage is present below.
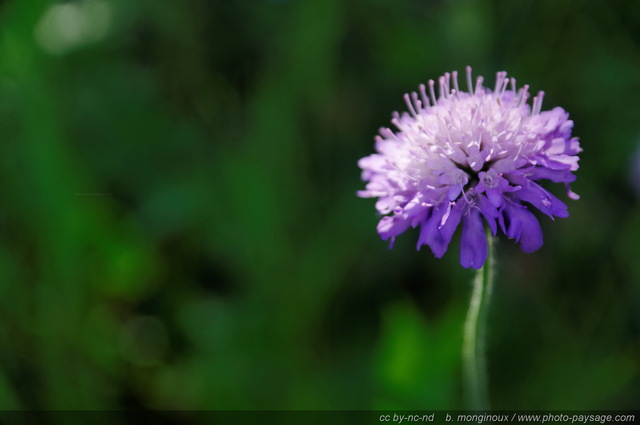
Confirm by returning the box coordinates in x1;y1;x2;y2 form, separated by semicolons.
0;0;638;410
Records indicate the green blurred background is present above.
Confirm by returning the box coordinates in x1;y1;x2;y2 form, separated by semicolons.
0;0;638;412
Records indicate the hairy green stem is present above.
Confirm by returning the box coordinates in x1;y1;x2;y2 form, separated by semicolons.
463;231;495;410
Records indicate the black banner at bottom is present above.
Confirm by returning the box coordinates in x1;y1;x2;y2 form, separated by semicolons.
0;410;636;425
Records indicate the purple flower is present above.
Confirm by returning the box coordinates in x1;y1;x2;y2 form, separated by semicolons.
358;67;581;269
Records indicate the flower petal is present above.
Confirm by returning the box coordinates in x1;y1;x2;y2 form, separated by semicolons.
460;210;487;269
417;203;462;257
522;166;577;183
476;194;498;235
358;69;580;263
503;203;543;252
486;187;503;208
512;181;568;218
417;207;446;256
439;201;464;243
377;215;411;241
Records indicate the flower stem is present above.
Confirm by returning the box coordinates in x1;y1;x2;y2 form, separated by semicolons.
463;230;495;410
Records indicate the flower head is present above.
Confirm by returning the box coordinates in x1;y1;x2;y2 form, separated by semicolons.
358;67;581;269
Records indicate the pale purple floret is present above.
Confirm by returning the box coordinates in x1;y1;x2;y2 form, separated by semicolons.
358;67;581;269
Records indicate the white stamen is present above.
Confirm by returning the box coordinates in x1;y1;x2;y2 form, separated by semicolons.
494;71;505;93
452;70;460;93
419;84;430;108
475;76;484;95
439;76;447;99
500;77;510;96
517;84;529;107
380;127;397;140
444;72;451;96
411;92;422;113
428;79;436;105
461;188;471;206
466;66;473;94
404;93;417;117
495;71;509;97
532;91;545;115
